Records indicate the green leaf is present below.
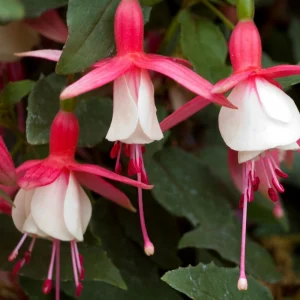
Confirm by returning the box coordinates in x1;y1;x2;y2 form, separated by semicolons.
147;148;234;227
0;0;24;24
179;10;231;84
56;0;152;74
162;263;273;300
21;0;68;18
147;148;280;282
116;190;181;270
179;222;280;283
0;80;35;105
56;0;119;74
62;201;183;299
26;73;113;147
0;214;125;288
20;277;74;300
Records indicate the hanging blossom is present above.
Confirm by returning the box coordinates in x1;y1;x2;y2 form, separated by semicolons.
9;109;152;298
18;0;234;255
212;16;300;289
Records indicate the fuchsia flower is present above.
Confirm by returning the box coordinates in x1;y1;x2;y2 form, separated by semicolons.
213;19;300;290
9;110;151;298
19;0;234;256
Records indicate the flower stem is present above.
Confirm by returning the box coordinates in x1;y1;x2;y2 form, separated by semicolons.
201;0;235;30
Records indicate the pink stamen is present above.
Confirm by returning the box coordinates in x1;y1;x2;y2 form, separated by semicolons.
71;241;83;297
115;143;123;174
12;237;37;275
8;233;28;262
56;240;60;300
73;242;85;281
137;172;154;256
128;159;137;176
238;164;249;290
271;178;284;193
265;155;284;193
43;241;57;295
268;152;288;178
260;156;272;189
252;176;260;191
268;188;278;202
110;142;120;159
275;168;288;178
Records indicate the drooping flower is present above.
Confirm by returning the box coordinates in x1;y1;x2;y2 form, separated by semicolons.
9;109;152;297
212;1;300;290
16;0;233;255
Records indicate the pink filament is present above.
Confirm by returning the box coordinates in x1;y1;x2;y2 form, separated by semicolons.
71;241;83;297
13;237;37;274
43;241;57;295
239;164;249;284
9;233;28;261
56;240;60;300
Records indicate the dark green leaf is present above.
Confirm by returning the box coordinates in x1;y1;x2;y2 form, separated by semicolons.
147;148;280;282
0;80;35;105
116;190;181;270
179;10;231;83
21;0;68;18
56;0;119;74
0;214;125;288
179;222;280;282
56;0;151;74
162;263;273;300
0;0;24;24
26;73;113;147
62;201;183;299
20;277;74;300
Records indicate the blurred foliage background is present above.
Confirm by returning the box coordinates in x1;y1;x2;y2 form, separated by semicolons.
2;0;300;299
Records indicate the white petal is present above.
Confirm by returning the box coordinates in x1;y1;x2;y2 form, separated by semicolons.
238;150;263;163
121;123;155;144
31;173;74;241
12;189;34;233
22;214;48;237
79;183;92;234
63;173;92;241
0;22;39;62
137;70;163;143
256;78;292;123
106;73;139;142
219;78;300;152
